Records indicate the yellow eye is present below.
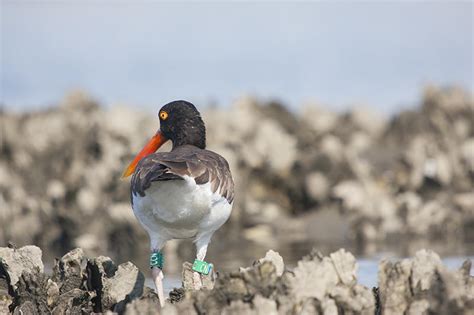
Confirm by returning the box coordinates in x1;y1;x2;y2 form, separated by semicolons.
159;111;168;120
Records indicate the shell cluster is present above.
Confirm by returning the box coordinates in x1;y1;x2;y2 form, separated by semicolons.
1;86;473;268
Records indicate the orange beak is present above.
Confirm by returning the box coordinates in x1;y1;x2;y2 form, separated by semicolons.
122;130;168;178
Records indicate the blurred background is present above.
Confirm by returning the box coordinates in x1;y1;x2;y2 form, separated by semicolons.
1;1;473;283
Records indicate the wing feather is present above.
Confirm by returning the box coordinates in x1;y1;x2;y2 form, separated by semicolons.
130;145;234;203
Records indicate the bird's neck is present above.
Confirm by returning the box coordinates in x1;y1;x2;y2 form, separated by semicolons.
172;131;206;150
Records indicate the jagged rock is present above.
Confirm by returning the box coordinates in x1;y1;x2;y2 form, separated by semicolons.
0;245;472;314
240;250;285;278
252;294;278;313
0;270;12;314
124;288;160;315
410;249;443;291
286;254;338;301
0;246;44;288
45;279;59;307
182;261;216;291
285;249;374;313
257;250;285;277
13;270;51;314
86;256;145;313
378;249;474;315
222;300;253;314
330;249;357;286
177;249;376;314
162;298;198;315
52;248;84;294
168;287;185;304
50;289;94;314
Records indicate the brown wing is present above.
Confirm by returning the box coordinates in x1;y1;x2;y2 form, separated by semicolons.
131;145;234;203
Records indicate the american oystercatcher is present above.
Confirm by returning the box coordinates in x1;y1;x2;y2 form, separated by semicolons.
122;100;234;306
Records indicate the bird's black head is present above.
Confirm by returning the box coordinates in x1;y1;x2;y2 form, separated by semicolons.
122;100;206;178
158;100;206;149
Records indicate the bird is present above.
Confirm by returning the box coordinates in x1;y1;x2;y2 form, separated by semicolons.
121;100;234;307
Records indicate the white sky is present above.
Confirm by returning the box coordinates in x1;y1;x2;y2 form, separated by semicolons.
1;1;473;113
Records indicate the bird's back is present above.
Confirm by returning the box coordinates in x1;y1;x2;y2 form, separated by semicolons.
130;145;234;239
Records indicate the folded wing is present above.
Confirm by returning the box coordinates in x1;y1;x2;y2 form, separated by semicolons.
131;145;234;203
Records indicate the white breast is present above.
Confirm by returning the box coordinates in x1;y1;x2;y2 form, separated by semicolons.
132;176;232;242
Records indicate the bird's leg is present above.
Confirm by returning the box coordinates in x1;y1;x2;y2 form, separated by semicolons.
192;239;210;290
151;265;165;307
150;238;166;307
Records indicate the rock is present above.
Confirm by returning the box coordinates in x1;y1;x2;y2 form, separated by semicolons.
46;180;66;200
0;269;12;314
378;249;474;315
86;256;145;313
257;250;284;277
124;288;160;315
45;279;59;307
454;193;474;216
52;248;84;294
222;300;253;314
125;298;160;315
319;135;344;162
330;249;357;286
287;254;337;301
285;249;374;313
51;289;94;315
168;287;185;304
0;245;44;288
1;85;474;273
163;298;198;315
332;180;401;241
406;200;449;235
348;107;386;136
0;245;472;314
422;154;452;186
13;270;52;314
305;172;330;202
182;261;216;291
301;104;338;134
410;249;442;291
252;294;278;313
240;118;298;173
461;138;474;172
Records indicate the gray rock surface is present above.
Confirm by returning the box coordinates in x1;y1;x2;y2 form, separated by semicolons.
258;250;285;277
86;256;145;313
52;247;84;294
182;261;216;291
0;245;44;288
0;245;472;314
284;249;374;314
378;249;474;315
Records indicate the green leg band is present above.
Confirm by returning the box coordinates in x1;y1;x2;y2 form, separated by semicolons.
150;251;164;269
192;259;213;275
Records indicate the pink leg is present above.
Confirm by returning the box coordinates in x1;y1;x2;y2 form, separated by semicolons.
193;235;211;290
150;236;166;307
152;267;165;307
